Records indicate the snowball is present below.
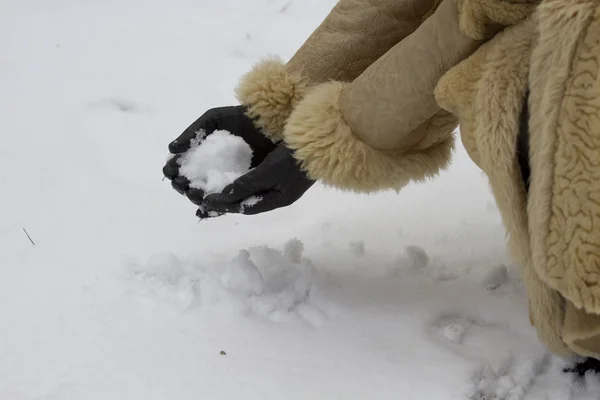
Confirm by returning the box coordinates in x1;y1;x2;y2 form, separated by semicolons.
221;250;264;296
444;323;465;343
178;130;252;194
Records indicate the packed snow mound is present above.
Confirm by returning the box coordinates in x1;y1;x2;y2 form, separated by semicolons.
132;239;331;326
178;130;252;193
221;250;265;297
233;240;325;323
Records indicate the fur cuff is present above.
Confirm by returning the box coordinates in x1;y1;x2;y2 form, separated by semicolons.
456;0;539;39
283;82;455;193
235;58;309;142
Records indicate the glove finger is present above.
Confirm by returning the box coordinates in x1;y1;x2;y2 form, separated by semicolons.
201;191;283;216
162;155;182;179
196;206;225;219
218;180;254;204
168;107;242;154
219;165;280;203
171;176;190;195
200;193;243;214
168;128;203;154
186;187;205;206
238;173;314;215
237;191;284;215
169;116;216;154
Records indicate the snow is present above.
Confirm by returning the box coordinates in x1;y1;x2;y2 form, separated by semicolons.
400;245;430;270
1;0;598;399
221;250;265;297
444;323;466;343
481;264;510;291
240;195;263;212
349;240;366;256
178;130;252;193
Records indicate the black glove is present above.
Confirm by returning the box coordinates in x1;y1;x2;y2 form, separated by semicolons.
198;144;315;217
162;106;277;206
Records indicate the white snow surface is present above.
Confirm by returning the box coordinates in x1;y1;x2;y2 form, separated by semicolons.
178;130;252;193
1;0;597;399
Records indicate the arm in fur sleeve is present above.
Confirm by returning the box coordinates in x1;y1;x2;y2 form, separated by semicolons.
281;0;479;192
281;0;537;193
235;0;442;141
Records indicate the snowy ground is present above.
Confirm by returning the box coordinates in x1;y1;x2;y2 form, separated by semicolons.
2;0;599;399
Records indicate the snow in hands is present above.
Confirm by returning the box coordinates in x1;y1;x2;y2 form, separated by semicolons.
178;130;252;194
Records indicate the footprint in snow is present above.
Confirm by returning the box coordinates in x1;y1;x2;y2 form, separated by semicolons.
129;253;201;312
428;313;554;400
468;354;550;400
431;313;505;348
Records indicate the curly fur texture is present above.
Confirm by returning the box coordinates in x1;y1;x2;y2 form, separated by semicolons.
528;0;600;357
456;0;540;39
437;0;600;359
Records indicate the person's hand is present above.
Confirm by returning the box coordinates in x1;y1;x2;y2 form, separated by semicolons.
162;106;277;206
198;145;315;217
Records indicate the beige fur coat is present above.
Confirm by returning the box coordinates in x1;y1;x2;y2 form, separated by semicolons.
235;0;600;359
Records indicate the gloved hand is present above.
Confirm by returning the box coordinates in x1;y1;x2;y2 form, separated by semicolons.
163;105;315;218
162;105;277;206
198;144;315;217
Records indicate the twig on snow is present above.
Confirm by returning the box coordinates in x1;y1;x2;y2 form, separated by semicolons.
279;1;292;13
23;228;36;246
